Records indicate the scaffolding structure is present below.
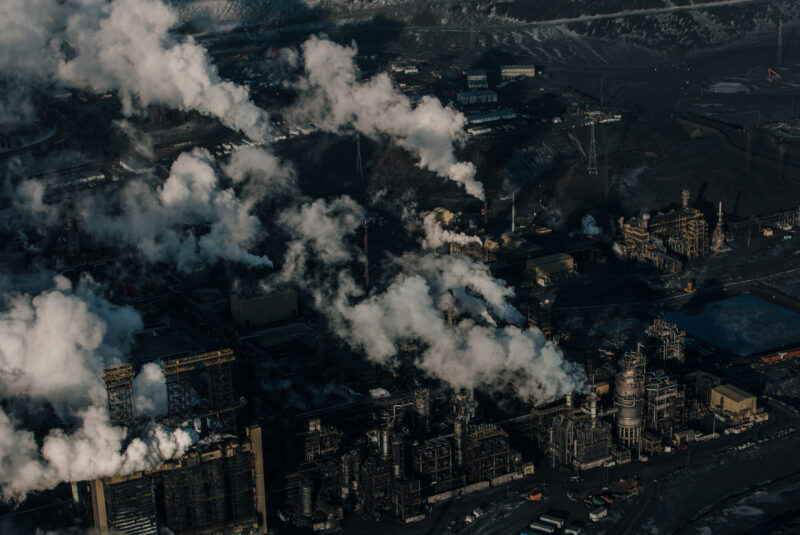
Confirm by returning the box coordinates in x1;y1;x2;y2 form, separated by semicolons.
305;418;343;462
465;424;512;482
548;388;612;470
392;479;424;523
645;372;685;439
645;319;686;364
103;364;138;427
93;429;266;535
358;457;392;520
413;438;453;494
160;349;244;434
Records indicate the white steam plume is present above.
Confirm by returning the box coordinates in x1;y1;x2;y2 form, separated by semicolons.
570;214;602;238
0;275;195;501
272;198;584;403
79;147;282;272
0;0;271;140
421;212;482;249
292;36;484;199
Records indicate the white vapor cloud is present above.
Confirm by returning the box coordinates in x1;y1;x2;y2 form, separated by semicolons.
0;275;195;501
271;197;585;403
0;0;272;140
421;212;482;249
570;214;602;238
79;147;277;272
291;36;484;199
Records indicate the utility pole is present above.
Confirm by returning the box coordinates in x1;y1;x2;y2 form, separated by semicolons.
356;133;364;187
511;191;515;234
587;122;599;175
363;219;369;292
778;19;783;67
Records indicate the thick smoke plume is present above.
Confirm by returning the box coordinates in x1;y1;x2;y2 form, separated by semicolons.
272;198;584;403
0;0;271;140
421;212;482;249
77;147;286;272
292;36;484;199
0;275;194;501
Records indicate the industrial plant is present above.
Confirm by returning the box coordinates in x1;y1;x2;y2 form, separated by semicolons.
4;1;800;535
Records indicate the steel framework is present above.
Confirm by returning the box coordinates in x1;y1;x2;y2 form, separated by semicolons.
160;349;243;434
103;364;138;427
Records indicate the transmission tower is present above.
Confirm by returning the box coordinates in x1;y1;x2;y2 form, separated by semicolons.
587;122;599;175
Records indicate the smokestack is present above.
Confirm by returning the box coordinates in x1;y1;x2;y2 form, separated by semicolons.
511;192;515;234
364;218;369;291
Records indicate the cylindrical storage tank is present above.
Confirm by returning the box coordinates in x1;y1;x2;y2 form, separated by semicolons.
614;353;645;446
381;430;390;460
302;485;313;517
392;437;403;478
415;388;430;418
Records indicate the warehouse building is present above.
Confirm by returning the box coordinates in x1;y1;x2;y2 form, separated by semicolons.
500;65;536;80
525;253;577;286
456;89;498;105
466;69;488;89
710;384;757;425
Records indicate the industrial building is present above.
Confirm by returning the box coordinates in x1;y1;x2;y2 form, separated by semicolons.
456;89;498;105
500;65;536;80
466;69;488;89
644;319;686;364
92;351;267;534
526;253;577;286
230;289;299;329
277;388;522;530
710;384;758;425
615;349;646;448
644;371;685;439
617;190;710;272
467;110;517;124
548;387;613;470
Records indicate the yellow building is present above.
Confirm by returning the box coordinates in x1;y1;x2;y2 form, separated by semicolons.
710;384;757;424
525;253;576;286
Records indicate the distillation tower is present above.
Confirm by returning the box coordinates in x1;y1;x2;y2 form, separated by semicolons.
614;348;646;448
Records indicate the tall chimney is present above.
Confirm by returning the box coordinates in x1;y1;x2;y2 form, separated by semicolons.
511;192;516;234
364;218;369;291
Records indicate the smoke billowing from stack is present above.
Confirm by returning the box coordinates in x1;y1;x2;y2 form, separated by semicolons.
289;36;484;199
421;212;482;250
0;0;272;140
0;275;195;501
270;198;585;403
16;146;293;272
